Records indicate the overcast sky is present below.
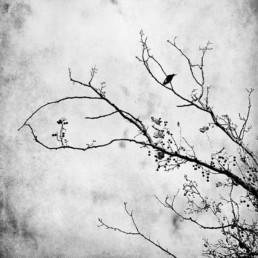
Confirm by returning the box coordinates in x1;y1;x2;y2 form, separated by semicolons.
1;0;258;257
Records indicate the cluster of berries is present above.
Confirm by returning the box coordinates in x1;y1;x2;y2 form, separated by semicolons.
148;117;185;172
51;118;68;145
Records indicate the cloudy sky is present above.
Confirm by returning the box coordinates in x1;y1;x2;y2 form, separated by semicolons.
1;0;258;257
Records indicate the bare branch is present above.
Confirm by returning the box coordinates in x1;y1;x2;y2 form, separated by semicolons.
68;68;153;144
238;88;254;140
98;202;178;258
18;96;101;131
155;193;234;231
19;31;258;258
25;123;147;151
85;111;119;120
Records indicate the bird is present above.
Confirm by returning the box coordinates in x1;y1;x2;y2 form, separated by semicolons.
163;74;177;85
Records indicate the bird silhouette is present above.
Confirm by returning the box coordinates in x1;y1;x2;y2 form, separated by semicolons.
163;74;177;85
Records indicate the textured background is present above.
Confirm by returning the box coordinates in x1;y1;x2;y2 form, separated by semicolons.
0;0;258;257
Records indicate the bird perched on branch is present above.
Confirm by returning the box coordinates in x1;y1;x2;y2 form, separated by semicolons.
163;74;177;85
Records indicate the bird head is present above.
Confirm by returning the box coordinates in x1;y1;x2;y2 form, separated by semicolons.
167;74;177;80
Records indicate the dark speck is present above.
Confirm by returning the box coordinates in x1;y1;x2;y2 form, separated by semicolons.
110;0;118;5
171;214;181;231
4;3;10;13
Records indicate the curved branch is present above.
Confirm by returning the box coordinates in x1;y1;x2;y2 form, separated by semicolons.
26;117;258;200
137;32;258;167
18;96;101;131
155;194;234;231
68;68;153;145
25;123;147;151
85;111;119;120
98;202;178;258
